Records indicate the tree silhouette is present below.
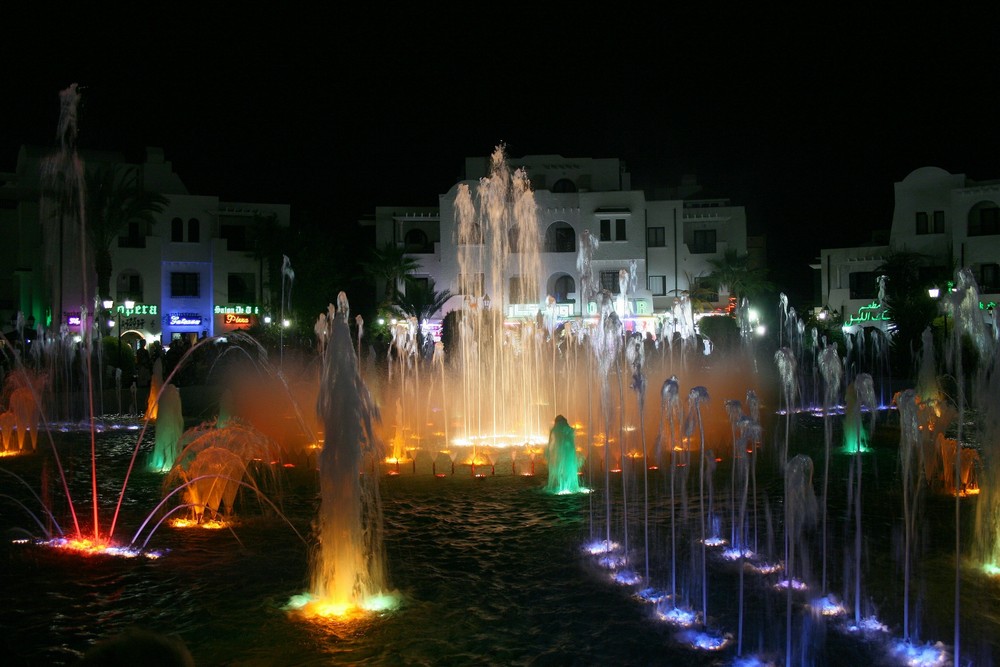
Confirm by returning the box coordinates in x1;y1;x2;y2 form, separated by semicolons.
85;163;168;303
360;243;421;306
703;248;774;303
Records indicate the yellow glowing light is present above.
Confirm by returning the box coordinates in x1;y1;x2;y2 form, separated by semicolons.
291;593;400;620
170;518;229;530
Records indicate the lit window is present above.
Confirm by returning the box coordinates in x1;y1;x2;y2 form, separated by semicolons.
648;275;666;296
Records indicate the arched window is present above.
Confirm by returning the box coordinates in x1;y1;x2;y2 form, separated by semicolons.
404;228;428;252
552;275;576;303
968;201;1000;236
188;218;200;243
171;217;183;242
551;178;577;193
544;222;576;252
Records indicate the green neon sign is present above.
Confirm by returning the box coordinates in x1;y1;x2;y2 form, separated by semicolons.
844;301;890;326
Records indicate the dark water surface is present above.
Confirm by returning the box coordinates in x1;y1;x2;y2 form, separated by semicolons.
2;422;999;665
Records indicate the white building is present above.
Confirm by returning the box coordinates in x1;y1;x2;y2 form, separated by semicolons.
365;153;750;334
815;166;1000;326
1;146;290;347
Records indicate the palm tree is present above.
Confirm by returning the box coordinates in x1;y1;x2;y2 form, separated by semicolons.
703;249;774;304
85;163;168;303
875;250;948;375
360;243;421;306
246;212;287;309
394;279;453;321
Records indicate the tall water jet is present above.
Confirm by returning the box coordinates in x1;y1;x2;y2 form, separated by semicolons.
774;347;797;465
452;145;545;455
686;385;710;624
843;373;874;628
896;388;923;644
627;331;651;583
817;343;842;594
783;454;817;666
658;375;682;606
296;293;397;617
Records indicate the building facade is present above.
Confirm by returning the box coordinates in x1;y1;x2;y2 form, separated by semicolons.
1;146;290;349
365;153;750;336
815;166;1000;327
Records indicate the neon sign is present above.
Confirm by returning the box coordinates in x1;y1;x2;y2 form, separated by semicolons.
844;301;891;326
115;303;158;316
224;313;251;326
585;299;651;315
169;314;203;326
214;305;260;315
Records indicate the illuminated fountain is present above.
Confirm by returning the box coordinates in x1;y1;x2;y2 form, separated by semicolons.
543;414;583;494
287;294;399;618
0;371;44;456
7;118;1000;663
449;146;551;465
146;383;182;472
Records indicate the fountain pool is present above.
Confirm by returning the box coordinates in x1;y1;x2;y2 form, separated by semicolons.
3;411;999;665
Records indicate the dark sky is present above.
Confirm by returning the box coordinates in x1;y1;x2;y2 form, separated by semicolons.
4;7;998;305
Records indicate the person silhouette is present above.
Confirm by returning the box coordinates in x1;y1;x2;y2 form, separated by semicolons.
77;627;194;666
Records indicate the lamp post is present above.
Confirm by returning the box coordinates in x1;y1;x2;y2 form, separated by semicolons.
929;287;948;339
103;298;135;370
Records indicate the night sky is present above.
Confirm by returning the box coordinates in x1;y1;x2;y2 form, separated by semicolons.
4;7;998;306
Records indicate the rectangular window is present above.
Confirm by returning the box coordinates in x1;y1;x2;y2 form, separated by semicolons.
599;219;611;242
600;270;622;294
227;273;255;303
508;276;529;303
933;210;945;234
171;218;183;242
848;271;877;300
615;218;626;241
118;221;146;248
646;226;665;247
458;273;484;297
691;229;717;254
976;263;1000;292
117;273;143;302
170;272;200;298
648;275;666;296
971;207;1000;236
221;224;249;251
916;212;929;235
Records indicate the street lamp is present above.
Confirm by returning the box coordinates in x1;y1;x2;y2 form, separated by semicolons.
103;298;135;370
929;287;948;338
